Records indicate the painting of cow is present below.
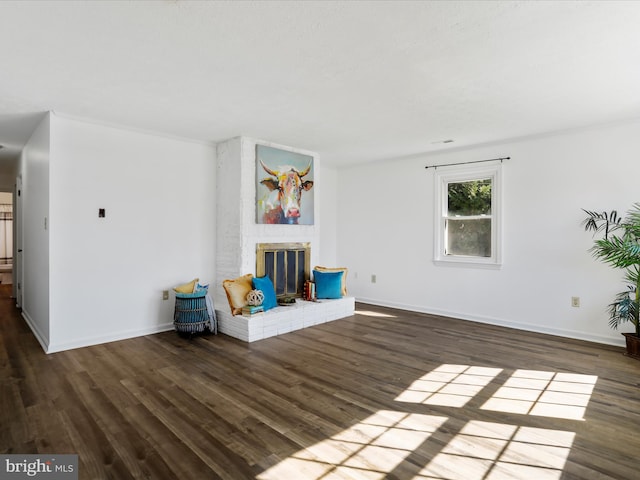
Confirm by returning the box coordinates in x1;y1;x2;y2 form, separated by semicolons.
256;145;315;225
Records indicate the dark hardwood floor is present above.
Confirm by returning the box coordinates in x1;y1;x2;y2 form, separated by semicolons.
1;285;639;479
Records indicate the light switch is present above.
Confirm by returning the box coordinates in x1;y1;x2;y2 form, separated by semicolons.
99;208;105;218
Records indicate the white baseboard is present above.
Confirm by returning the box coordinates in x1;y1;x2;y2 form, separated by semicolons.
355;297;626;348
21;310;50;353
45;322;175;354
22;295;625;353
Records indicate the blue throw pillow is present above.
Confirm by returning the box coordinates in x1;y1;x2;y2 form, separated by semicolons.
313;269;344;299
252;276;277;311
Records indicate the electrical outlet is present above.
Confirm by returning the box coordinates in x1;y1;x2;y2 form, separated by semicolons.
163;290;169;301
371;274;377;284
571;296;580;307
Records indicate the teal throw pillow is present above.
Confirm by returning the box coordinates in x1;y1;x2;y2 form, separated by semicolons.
252;276;277;311
313;269;344;299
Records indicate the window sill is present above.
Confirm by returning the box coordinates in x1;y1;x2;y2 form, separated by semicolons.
433;257;502;270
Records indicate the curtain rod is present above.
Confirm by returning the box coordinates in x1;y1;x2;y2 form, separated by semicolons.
424;156;510;169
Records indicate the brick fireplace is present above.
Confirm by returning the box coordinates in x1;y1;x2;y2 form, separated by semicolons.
213;136;354;342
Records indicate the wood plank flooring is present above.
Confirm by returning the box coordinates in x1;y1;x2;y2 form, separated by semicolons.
1;285;639;479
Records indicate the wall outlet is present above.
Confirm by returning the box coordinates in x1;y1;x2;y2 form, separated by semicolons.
371;274;377;284
163;290;169;301
571;296;580;307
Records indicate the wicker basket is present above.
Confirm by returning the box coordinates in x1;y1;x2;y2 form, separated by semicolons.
174;291;212;335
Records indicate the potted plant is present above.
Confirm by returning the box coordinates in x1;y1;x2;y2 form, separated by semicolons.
582;204;640;358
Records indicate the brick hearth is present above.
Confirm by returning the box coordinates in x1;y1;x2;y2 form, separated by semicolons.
217;297;355;342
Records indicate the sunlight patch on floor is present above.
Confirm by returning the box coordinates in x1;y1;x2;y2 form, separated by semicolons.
355;309;397;318
257;364;597;480
481;369;597;420
415;421;575;480
394;364;502;407
257;410;447;480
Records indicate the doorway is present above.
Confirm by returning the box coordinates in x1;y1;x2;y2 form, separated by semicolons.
0;191;12;285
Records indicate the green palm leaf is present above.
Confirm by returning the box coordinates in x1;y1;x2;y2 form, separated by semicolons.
608;287;638;330
590;237;640;268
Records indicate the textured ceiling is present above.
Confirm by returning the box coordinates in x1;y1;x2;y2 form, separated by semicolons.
1;1;640;167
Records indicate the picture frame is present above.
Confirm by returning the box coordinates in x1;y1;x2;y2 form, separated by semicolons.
255;145;314;225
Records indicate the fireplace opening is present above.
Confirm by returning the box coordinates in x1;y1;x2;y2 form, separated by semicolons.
256;242;310;298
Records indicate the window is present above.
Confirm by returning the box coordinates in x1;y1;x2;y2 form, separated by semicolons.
434;163;502;267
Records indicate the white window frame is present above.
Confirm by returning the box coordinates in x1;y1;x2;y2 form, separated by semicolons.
433;162;503;268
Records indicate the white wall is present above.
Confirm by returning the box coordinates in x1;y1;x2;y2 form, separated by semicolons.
47;114;216;352
337;120;640;346
20;113;51;348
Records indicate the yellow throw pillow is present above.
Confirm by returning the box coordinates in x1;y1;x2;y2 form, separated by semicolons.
222;274;254;316
314;266;348;296
174;278;199;294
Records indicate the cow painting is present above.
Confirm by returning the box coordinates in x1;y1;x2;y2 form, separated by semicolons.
256;145;314;225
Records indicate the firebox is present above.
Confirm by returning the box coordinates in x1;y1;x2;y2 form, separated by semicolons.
256;242;310;298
